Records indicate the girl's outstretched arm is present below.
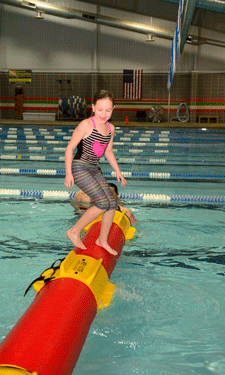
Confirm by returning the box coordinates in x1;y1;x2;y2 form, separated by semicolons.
104;126;127;187
64;120;88;190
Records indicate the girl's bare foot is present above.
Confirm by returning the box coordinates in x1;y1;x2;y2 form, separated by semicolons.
95;238;118;256
66;230;86;249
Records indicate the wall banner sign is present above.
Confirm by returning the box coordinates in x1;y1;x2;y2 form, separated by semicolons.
9;70;32;83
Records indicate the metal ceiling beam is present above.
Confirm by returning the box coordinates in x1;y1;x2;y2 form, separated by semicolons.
180;0;197;53
1;0;225;48
163;0;225;13
1;0;174;39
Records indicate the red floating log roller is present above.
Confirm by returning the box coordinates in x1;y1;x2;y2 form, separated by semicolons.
0;211;135;375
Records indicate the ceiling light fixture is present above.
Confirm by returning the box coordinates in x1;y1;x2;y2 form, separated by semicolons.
36;11;43;19
146;34;155;42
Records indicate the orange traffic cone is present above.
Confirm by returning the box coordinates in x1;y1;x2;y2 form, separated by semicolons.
125;116;129;125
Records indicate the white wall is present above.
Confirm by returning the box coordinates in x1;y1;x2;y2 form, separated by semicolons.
0;1;225;73
0;2;97;72
97;6;196;73
194;27;225;72
0;5;7;70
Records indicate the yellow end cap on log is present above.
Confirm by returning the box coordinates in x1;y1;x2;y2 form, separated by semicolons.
33;252;115;309
0;365;38;374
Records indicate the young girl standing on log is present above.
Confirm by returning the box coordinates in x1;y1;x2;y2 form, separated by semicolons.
64;90;127;255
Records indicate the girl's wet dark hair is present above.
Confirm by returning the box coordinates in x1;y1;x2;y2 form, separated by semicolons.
93;90;115;106
108;183;118;195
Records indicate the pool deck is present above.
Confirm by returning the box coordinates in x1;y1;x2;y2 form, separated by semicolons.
1;119;225;129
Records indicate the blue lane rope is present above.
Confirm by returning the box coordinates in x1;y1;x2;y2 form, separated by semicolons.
0;155;65;161
1;126;225;137
0;189;224;203
0;127;224;135
1;136;225;147
1;130;225;143
1;145;225;156
0;145;65;152
1;143;225;157
1;168;225;180
1;154;225;166
0;135;71;141
1;124;224;131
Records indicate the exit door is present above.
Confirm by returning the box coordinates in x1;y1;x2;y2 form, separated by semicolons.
15;87;23;119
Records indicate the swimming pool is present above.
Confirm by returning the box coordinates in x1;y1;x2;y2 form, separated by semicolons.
0;125;225;375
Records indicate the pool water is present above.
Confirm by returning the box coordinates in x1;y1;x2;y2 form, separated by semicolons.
0;126;225;375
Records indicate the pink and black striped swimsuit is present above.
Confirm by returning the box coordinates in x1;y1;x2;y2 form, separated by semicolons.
72;117;117;211
74;117;111;165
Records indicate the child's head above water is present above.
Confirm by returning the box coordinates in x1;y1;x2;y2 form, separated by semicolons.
93;90;115;106
92;90;115;122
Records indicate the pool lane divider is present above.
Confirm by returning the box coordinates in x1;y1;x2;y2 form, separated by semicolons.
1;131;225;143
0;211;136;375
1;145;225;156
1;154;225;166
1;138;225;148
1;168;225;181
0;128;225;136
0;189;225;203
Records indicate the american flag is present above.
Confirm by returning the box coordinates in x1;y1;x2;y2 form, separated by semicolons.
123;69;143;99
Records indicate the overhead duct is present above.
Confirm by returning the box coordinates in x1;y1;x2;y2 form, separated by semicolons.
1;0;225;48
1;0;174;39
20;1;36;9
160;0;225;14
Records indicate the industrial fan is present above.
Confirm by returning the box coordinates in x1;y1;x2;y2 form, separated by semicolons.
147;105;165;122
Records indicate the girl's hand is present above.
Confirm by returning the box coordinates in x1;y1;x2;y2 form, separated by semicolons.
116;171;127;187
64;174;74;190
